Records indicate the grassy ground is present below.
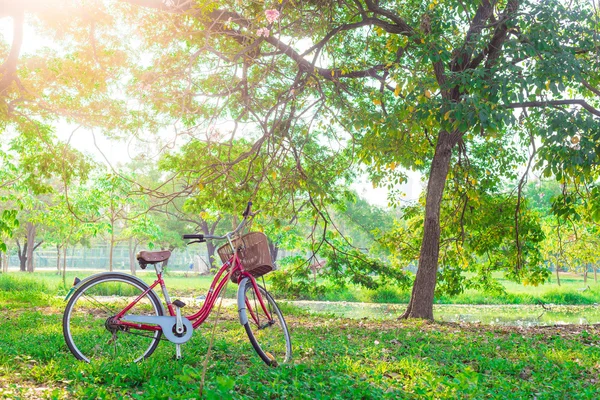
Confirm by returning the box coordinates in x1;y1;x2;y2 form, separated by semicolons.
2;270;600;306
0;279;599;399
312;272;600;305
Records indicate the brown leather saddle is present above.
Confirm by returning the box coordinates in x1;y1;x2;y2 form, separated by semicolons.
136;250;171;268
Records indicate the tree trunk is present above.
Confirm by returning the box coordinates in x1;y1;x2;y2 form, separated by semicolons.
25;222;41;273
555;262;561;287
56;244;61;275
128;237;136;275
206;241;216;270
269;240;280;263
201;219;220;270
62;245;68;286
16;239;26;271
1;252;7;272
109;231;114;272
401;132;457;320
594;265;597;284
583;264;588;286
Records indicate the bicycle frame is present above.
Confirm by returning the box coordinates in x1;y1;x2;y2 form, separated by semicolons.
113;251;273;333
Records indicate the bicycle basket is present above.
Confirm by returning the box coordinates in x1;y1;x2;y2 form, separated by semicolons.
217;232;274;282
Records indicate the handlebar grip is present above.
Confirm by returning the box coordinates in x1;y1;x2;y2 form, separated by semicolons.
183;234;204;240
242;201;253;217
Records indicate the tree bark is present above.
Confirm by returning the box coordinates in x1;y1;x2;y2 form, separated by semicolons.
62;245;68;286
583;264;588;287
555;262;561;287
56;244;61;275
109;230;114;272
200;219;220;270
128;237;137;275
16;239;26;271
25;222;37;272
269;240;280;263
206;241;216;270
1;251;7;272
401;131;458;320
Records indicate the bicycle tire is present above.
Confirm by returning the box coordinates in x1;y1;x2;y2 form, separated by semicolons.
238;278;291;366
63;273;163;363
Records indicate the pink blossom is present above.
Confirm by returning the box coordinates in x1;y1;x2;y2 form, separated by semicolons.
265;9;280;24
257;27;270;38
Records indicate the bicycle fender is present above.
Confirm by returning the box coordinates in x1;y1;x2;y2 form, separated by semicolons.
237;277;250;326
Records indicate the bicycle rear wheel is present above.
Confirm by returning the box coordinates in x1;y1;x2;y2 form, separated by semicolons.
63;273;163;363
239;278;291;366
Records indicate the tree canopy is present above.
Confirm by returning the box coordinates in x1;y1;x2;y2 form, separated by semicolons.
1;0;599;319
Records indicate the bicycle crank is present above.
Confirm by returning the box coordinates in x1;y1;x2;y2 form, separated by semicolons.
122;315;194;344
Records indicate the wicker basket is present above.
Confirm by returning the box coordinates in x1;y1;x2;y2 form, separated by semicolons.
217;232;274;282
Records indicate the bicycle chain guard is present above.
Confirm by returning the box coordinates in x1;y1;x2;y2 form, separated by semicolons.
121;315;194;344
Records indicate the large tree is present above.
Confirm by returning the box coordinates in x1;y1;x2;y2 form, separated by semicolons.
117;0;600;319
2;0;599;319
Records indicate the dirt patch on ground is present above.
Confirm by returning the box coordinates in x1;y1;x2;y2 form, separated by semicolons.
0;377;67;399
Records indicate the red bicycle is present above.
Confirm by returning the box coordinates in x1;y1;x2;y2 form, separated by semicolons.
62;202;291;366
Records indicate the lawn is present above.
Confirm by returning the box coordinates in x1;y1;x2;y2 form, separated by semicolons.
3;270;600;306
0;276;599;399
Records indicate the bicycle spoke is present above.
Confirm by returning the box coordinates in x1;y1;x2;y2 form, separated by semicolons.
242;280;291;366
63;275;163;363
80;293;117;315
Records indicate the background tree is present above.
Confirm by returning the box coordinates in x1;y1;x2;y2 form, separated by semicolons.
2;0;599;320
115;0;600;319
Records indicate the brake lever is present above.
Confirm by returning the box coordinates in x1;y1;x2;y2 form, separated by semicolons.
186;240;204;245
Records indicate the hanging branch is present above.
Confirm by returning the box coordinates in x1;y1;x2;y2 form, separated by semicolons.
514;128;537;271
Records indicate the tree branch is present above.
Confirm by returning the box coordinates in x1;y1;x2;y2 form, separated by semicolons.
582;79;600;98
506;99;600;117
451;0;495;74
363;0;414;34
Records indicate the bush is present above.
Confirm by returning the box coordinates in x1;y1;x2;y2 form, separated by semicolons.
541;289;597;305
365;286;409;304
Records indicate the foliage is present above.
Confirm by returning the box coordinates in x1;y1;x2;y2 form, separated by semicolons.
319;233;412;290
268;256;328;300
380;188;548;298
0;209;18;253
1;0;599;317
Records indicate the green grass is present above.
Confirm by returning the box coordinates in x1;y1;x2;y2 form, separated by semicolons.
354;273;600;305
0;292;599;399
2;270;600;306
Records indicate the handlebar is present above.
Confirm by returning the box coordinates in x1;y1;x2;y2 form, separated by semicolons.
182;201;256;243
183;234;204;240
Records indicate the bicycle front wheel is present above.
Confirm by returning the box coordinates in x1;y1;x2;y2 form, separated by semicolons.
240;278;291;366
63;273;163;363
